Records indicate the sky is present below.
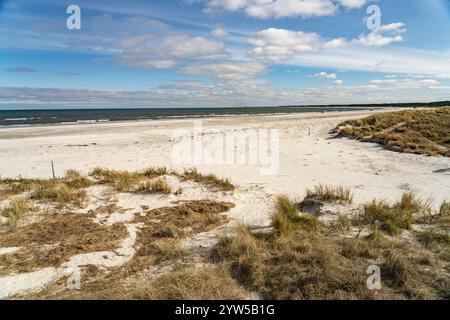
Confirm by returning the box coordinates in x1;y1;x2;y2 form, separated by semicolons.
0;0;450;109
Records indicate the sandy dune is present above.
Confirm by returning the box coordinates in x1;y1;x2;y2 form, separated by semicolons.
0;109;449;209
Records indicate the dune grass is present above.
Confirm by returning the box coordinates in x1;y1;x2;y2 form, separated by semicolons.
0;212;128;275
136;178;172;195
334;107;450;157
213;196;448;299
427;201;450;227
89;167;173;194
417;231;450;247
0;171;91;207
63;170;92;189
24;265;249;300
1;197;32;229
180;168;235;192
355;192;429;235
31;183;88;208
89;168;143;192
304;184;353;204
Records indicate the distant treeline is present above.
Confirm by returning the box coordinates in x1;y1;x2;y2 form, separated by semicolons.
280;101;450;108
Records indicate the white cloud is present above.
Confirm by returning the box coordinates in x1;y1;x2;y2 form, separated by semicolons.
248;28;345;61
212;26;229;37
369;78;441;89
334;80;344;85
203;0;365;19
183;61;267;81
3;80;448;109
375;23;406;34
116;34;225;69
337;0;366;9
357;33;403;46
357;22;406;47
314;72;337;79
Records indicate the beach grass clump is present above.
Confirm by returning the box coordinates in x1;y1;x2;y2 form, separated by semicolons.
31;183;88;207
355;192;428;236
0;178;49;199
304;184;353;204
181;168;235;192
89;168;143;192
63;170;92;189
334;107;450;157
417;231;450;247
358;200;412;235
137;178;172;195
142;167;169;179
1;197;32;229
426;201;450;227
272;195;320;234
89;167;171;193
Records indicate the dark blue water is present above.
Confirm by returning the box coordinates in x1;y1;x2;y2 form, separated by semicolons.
0;107;373;127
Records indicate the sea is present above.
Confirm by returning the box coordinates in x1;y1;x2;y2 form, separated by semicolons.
0;106;376;128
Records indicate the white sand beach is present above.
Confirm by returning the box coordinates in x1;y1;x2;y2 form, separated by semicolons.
1;108;449;298
1;109;449;208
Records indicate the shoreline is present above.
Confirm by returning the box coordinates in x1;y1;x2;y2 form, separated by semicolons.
0;108;398;139
0;107;395;132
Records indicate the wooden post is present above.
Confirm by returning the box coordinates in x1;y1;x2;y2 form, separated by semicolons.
308;128;311;136
51;161;55;179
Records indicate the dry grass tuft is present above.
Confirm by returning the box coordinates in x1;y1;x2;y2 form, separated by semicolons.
137;178;172;195
31;183;88;207
427;201;450;227
417;231;450;246
0;212;127;275
89;168;142;192
356;192;429;235
1;197;32;229
142;167;169;178
25;265;248;300
63;170;92;189
0;178;37;199
89;167;172;194
181;168;235;191
272;195;320;234
334;108;450;157
305;184;353;204
135;200;234;236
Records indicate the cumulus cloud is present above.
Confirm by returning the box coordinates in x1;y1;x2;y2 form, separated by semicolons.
357;23;406;47
116;34;225;69
337;0;366;9
211;26;229;37
248;28;346;61
183;61;267;80
369;78;440;89
203;0;365;19
314;72;337;79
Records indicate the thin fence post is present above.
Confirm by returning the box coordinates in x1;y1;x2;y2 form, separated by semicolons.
51;160;55;179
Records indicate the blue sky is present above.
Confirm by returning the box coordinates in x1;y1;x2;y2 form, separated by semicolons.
0;0;449;109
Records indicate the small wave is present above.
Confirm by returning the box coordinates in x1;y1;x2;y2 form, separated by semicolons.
3;118;34;121
76;119;110;124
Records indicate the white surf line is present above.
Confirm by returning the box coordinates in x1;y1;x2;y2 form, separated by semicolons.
0;223;138;299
